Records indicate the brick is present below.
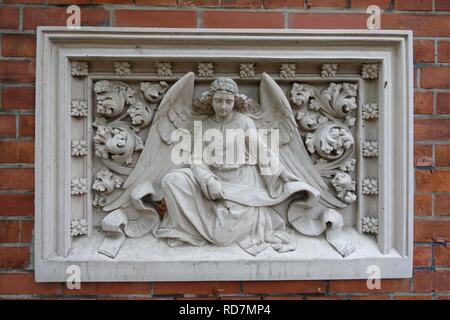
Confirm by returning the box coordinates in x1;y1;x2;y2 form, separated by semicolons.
350;295;389;300
21;221;33;243
414;144;433;167
0;169;34;191
19;115;35;137
0;247;30;269
0;194;34;216
395;0;432;11
351;0;391;9
436;0;450;10
0;141;34;163
91;0;134;4
307;0;348;8
438;41;450;63
204;11;284;28
154;281;240;295
222;0;262;8
437;92;450;114
0;273;61;295
414;194;432;216
414;92;433;115
4;0;44;3
62;282;150;295
0;7;20;29
264;0;304;8
47;0;90;3
421;67;450;89
0;61;35;84
435;245;450;266
243;280;326;294
414;40;435;63
0;115;16;136
24;8;109;30
413;245;432;267
414;119;450;141
414;270;450;292
393;295;433;300
289;13;367;29
115;10;197;28
414;220;450;242
382;14;450;37
0;221;20;243
2;87;35;110
304;296;345;300
436;145;450;166
329;279;411;293
136;0;177;5
2;34;36;58
435;195;450;216
416;170;450;192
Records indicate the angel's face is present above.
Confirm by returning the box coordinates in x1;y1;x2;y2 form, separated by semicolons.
212;92;235;119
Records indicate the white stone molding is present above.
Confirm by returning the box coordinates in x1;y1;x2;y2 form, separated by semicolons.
35;28;414;282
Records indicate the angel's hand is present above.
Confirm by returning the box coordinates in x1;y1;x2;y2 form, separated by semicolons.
205;177;224;200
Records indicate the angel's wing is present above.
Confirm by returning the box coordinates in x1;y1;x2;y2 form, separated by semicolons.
253;73;347;209
104;72;197;212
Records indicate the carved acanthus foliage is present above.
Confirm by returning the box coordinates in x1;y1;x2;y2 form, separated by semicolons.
92;168;123;194
330;172;357;204
290;81;358;206
94;80;136;117
93;120;143;165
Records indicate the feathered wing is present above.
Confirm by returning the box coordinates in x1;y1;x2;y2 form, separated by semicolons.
104;72;198;212
254;73;347;209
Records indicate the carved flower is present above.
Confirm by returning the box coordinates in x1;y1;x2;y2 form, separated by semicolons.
330;172;357;204
361;217;379;234
362;103;379;120
71;178;88;195
140;81;169;103
114;61;131;77
363;141;378;157
362;178;379;195
239;62;256;79
71;218;88;237
280;63;296;78
198;62;214;78
155;61;172;76
290;83;314;107
71;61;88;77
70;100;88;117
71;139;88;157
361;63;378;79
92;168;123;195
321;63;338;78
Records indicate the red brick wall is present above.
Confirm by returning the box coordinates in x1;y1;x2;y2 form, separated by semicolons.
0;0;449;300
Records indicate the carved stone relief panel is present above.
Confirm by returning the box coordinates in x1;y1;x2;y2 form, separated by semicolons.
35;28;413;281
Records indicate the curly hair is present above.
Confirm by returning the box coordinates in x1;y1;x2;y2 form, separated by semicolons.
193;89;259;115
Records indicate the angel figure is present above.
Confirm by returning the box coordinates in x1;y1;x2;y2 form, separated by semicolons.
102;72;355;258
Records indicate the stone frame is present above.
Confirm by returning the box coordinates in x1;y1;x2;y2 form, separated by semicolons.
35;27;413;281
